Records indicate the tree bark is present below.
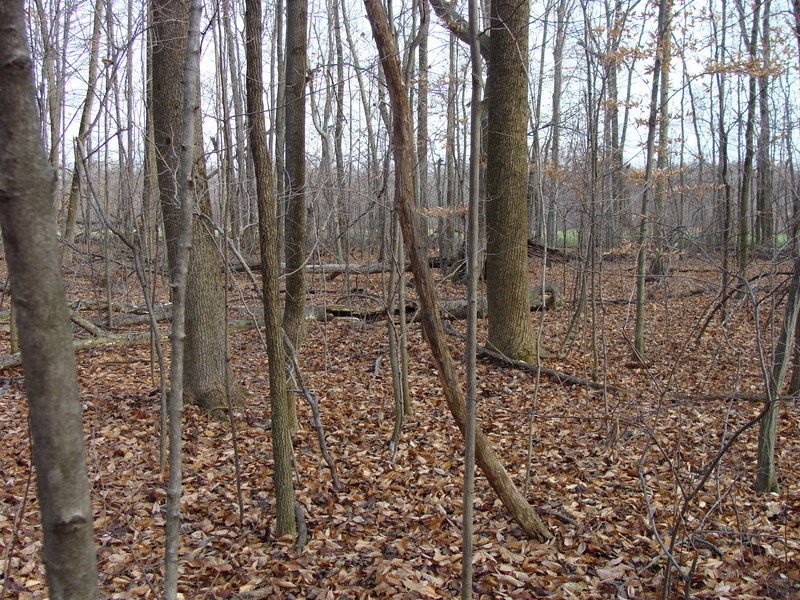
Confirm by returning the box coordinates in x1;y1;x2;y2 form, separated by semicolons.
737;0;761;268
633;0;671;362
755;260;800;493
0;3;98;596
364;0;551;542
245;0;297;538
151;0;240;411
484;0;538;362
282;0;309;353
161;1;203;594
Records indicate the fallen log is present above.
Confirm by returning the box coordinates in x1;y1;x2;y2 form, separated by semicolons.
229;260;412;280
0;330;170;371
526;240;573;263
439;284;561;319
0;317;266;372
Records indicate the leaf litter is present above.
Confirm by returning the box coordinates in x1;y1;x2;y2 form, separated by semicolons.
0;255;798;599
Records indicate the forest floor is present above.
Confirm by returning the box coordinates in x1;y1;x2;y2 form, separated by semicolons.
0;247;799;599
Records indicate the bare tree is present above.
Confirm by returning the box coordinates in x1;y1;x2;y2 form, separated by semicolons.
151;0;241;411
282;0;310;355
63;0;103;250
364;0;551;542
0;2;97;597
484;0;539;362
245;0;297;537
161;1;203;596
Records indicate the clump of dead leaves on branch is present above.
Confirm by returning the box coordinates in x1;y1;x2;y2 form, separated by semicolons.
0;253;798;599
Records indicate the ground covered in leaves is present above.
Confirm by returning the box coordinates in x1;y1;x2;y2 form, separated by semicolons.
1;250;799;599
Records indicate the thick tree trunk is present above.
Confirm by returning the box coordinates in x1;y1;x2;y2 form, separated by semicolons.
365;0;551;541
151;0;239;411
0;4;98;596
484;0;538;362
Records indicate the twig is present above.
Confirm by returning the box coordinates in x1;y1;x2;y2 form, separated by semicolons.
443;322;630;393
0;433;32;600
283;332;341;491
294;501;309;550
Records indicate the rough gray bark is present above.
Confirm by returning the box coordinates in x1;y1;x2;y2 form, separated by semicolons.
0;3;98;597
245;0;297;538
428;0;489;58
484;0;538;362
151;0;239;411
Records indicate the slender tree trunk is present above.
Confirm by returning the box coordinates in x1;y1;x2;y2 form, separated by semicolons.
0;5;98;597
651;0;671;264
274;0;287;257
547;0;569;244
332;0;350;270
462;0;483;594
162;3;203;596
755;260;800;493
444;33;457;262
756;0;773;248
737;0;761;268
417;0;430;217
245;0;297;538
633;0;671;361
63;0;103;249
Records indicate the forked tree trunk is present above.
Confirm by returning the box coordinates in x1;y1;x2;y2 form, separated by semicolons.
0;3;98;596
364;0;551;542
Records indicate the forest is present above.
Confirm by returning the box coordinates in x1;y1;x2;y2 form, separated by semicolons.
0;0;799;598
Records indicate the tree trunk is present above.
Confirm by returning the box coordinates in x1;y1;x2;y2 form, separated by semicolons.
63;0;103;250
484;0;538;362
633;0;671;362
282;0;309;354
755;260;800;493
462;0;483;591
162;2;203;595
151;0;240;411
245;0;297;538
0;4;98;596
365;0;551;542
755;0;773;248
546;0;569;244
737;0;761;268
